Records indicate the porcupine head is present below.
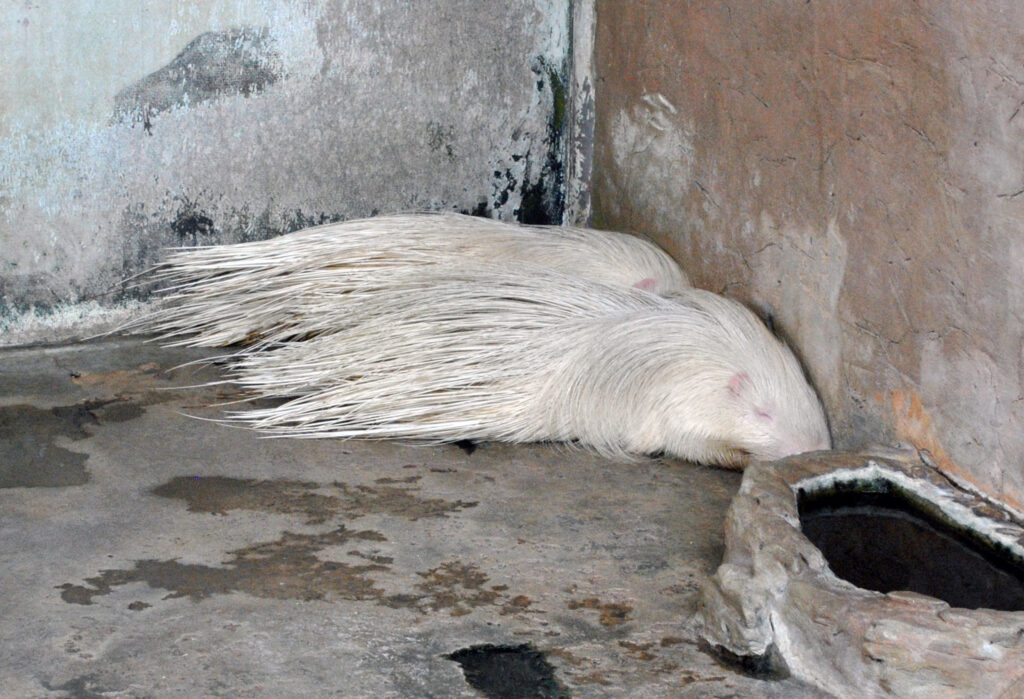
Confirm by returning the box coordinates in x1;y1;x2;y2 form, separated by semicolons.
668;349;830;468
688;291;832;467
721;363;830;465
630;368;831;466
591;305;831;469
551;309;830;469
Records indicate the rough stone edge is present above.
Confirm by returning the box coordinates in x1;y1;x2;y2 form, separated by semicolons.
699;449;1024;698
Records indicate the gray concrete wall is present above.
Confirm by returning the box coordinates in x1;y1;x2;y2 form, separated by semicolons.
1;0;570;344
591;1;1024;511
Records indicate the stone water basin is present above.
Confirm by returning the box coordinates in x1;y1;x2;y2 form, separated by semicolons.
700;449;1024;697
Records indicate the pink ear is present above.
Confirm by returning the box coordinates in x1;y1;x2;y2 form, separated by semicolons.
633;278;658;291
728;372;751;398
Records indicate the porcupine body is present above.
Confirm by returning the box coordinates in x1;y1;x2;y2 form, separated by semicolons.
217;269;830;468
134;214;830;467
138;213;689;350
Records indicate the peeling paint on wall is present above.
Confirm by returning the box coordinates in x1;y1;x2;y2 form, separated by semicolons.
0;0;571;344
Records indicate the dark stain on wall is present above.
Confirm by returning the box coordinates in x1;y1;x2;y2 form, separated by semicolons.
426;121;457;161
518;57;567;225
107;41;568;303
491;168;517;211
117;201;347;298
171;197;217;245
461;200;493;218
265;208;347;240
113;27;281;127
118;203;168;299
465;55;568;225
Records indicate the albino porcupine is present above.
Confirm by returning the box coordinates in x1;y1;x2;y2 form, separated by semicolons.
137;213;689;350
204;268;830;468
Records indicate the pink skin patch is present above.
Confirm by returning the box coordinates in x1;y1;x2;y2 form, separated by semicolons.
729;372;774;423
633;278;658;291
727;371;751;398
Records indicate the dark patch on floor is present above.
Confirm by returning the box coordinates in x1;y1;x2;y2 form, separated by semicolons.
63;476;524;617
60;523;529;622
412;561;504;617
151;475;477;524
566;597;633;627
448;644;570;699
383;559;527;617
41;674;114;699
67;360;211;408
0;397;145;488
618;640;657;661
58;524;389;605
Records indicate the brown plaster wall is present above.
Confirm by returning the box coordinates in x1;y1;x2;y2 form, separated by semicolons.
591;1;1024;509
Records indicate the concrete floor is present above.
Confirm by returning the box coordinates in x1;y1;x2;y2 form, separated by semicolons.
0;337;826;697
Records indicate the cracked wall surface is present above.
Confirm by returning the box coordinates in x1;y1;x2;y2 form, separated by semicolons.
591;2;1024;509
0;0;569;344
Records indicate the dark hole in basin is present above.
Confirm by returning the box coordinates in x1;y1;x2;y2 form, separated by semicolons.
798;481;1024;611
447;644;568;699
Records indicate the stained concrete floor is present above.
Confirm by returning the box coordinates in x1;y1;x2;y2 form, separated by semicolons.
0;337;826;698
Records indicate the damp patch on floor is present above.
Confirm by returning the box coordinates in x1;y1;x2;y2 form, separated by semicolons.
566;596;633;627
415;561;536;617
57;524;389;605
58;473;529;619
58;526;534;620
0;397;145;488
150;474;478;524
0;354;222;490
41;673;117;699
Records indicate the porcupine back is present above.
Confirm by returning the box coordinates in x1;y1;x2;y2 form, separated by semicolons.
136;213;689;350
222;268;830;468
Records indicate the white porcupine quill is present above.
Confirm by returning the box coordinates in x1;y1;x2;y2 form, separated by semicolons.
132;214;830;467
134;213;689;350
